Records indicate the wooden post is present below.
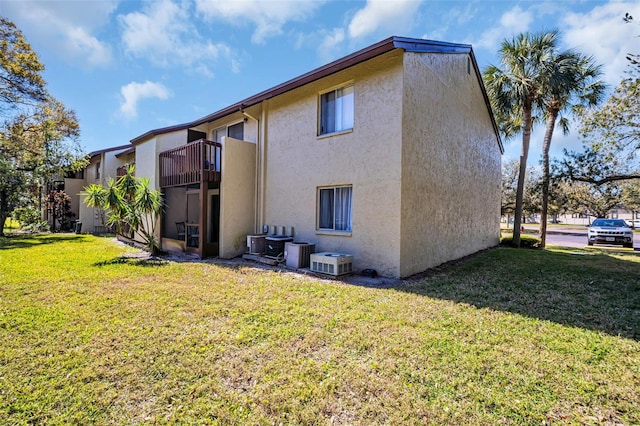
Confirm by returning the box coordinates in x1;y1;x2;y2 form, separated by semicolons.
199;139;207;257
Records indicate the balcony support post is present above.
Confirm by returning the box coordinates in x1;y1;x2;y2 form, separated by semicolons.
198;139;207;257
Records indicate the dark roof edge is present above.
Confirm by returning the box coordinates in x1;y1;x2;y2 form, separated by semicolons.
131;36;503;153
115;146;136;158
89;144;132;158
468;48;504;154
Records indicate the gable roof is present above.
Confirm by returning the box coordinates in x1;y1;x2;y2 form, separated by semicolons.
130;36;503;153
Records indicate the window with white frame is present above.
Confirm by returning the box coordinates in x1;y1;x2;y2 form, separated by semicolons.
318;185;353;232
319;85;354;135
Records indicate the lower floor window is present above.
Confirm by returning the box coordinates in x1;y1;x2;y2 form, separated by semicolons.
318;185;352;231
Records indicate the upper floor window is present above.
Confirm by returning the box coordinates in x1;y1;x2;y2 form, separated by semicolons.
96;161;101;180
227;122;244;140
319;85;354;136
212;122;244;142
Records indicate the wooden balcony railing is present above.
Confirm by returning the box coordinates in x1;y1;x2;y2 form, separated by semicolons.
159;139;222;188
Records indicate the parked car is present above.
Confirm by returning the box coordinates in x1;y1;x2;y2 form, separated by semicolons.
631;219;640;229
587;219;634;248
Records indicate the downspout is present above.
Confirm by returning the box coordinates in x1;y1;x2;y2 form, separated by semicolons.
259;101;268;233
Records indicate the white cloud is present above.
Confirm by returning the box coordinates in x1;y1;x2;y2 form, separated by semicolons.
119;0;231;70
563;1;640;85
67;27;113;67
2;0;115;67
195;0;325;44
476;6;534;50
348;0;422;39
311;0;421;60
119;81;172;119
318;28;346;62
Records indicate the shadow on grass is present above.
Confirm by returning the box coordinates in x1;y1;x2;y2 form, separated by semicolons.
398;247;640;341
0;233;88;250
93;256;168;267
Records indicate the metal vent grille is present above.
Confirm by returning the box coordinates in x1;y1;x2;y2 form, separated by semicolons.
310;252;353;276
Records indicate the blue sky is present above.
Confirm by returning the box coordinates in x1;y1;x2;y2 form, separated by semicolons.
2;0;639;163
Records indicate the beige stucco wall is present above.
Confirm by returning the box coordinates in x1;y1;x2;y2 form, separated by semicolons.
78;158;105;233
64;178;85;223
219;136;256;258
103;149;124;181
134;138;152;186
85;156;101;186
263;50;405;277
399;52;501;277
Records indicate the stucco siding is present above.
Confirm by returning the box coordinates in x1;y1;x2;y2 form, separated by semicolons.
134;137;158;190
219;137;256;258
103;150;123;181
78;157;100;233
64;178;85;223
400;52;501;277
264;50;404;277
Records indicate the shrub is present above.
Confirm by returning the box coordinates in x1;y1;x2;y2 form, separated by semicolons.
84;165;163;254
12;206;41;227
500;234;542;249
22;221;50;233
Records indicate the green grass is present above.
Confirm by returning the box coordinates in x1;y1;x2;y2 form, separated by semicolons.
2;218;20;233
0;234;638;424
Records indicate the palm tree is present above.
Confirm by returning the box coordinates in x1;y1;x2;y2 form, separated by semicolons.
83;165;163;254
538;52;604;247
484;30;559;247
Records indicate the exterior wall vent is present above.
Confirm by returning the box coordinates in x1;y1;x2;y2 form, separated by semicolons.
310;252;353;276
285;242;316;268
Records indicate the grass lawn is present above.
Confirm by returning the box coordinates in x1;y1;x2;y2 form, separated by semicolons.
2;218;20;233
0;234;638;424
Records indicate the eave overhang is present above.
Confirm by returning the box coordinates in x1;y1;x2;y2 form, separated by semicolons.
130;36;503;153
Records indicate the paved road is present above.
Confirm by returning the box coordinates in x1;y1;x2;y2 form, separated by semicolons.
529;227;640;250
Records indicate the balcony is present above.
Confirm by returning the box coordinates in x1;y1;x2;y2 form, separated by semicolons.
159;139;222;188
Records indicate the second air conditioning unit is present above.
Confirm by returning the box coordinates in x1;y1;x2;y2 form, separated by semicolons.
310;252;353;276
265;236;294;259
285;242;315;268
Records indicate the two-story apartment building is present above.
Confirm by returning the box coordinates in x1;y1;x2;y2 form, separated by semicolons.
79;36;503;278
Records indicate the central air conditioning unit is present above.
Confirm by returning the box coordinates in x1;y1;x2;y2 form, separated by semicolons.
247;234;267;255
285;242;315;268
310;252;353;276
264;236;293;259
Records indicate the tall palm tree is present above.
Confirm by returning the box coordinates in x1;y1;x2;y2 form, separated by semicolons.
483;31;559;247
538;52;604;247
